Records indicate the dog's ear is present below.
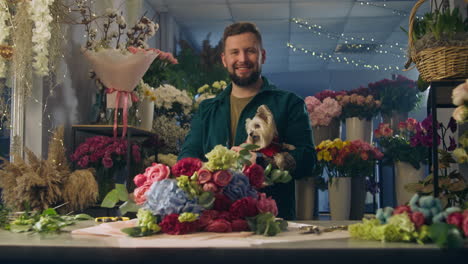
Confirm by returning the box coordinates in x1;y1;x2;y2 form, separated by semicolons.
245;118;252;126
257;105;272;123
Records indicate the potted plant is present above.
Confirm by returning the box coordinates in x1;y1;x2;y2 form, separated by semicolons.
316;139;383;220
404;0;468;82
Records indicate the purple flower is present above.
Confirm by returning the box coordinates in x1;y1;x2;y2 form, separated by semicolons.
448;136;457;151
223;170;258;201
448;117;457;133
77;155;89;168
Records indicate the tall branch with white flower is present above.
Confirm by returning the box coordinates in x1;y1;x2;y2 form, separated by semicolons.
27;0;55;77
0;1;11;78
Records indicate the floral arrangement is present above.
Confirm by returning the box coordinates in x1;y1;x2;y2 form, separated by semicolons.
316;139;383;178
135;80;157;102
71;136;141;169
336;88;381;121
195;80;227;108
123;145;289;237
374;118;429;169
452;80;468;163
349;194;468;248
368;75;421;116
304;92;342;127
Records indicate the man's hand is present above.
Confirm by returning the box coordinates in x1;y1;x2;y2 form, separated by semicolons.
230;146;257;165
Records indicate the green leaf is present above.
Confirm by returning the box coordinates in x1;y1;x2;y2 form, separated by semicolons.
428;223;464;248
101;189;119;208
9;224;32;233
270;169;282;182
41;208;58;216
239;143;259;151
116;184;129;202
198;191;215;209
119;201;140;216
264;163;272;176
74;214;93;220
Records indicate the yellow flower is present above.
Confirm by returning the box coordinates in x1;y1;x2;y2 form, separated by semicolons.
220;80;227;88
198;84;209;94
212;81;221;89
150;94;157;102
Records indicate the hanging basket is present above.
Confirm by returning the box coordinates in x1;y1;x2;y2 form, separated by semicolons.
407;0;468;81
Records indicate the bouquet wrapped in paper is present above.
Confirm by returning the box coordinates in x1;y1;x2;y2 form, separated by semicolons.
83;47;158;137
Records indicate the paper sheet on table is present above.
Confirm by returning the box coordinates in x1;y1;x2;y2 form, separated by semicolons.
72;220;350;248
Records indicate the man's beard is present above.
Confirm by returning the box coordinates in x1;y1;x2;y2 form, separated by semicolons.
229;69;261;87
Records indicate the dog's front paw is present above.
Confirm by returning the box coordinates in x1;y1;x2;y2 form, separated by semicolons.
273;152;296;171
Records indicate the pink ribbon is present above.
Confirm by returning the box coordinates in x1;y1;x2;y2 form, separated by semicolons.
106;88;139;139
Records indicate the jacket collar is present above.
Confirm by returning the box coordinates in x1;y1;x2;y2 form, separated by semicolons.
214;76;276;102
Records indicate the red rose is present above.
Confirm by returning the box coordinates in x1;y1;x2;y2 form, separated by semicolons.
410;211;425;229
133;182;151;205
447;212;464;229
133;173;147;187
243;164;265;189
204;219;232;233
231;219;249;232
213;194;232;211
171;157;203;178
393;205;411;215
229;197;258;219
197;168;212;184
217;211;232;221
463;214;468;237
203;182;219;193
160;214;199;235
256;193;278;216
213;170;233;187
145;163;170;183
199;210;219;229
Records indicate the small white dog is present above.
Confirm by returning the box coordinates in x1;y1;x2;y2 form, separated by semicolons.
245;105;296;171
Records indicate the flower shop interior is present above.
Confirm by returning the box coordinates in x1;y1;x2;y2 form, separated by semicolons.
0;0;468;263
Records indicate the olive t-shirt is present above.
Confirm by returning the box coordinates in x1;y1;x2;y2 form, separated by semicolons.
230;94;254;145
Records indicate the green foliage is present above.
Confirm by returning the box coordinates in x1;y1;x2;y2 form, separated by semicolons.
247;212;288;236
411;8;467;42
100;183;128;209
379;136;428;169
122;208;161;237
263;163;292;185
428;223;464;248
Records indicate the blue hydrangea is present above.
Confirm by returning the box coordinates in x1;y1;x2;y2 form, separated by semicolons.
143;179;204;217
223;170;258;201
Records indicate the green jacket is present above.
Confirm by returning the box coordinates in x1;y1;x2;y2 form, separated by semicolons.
179;77;316;220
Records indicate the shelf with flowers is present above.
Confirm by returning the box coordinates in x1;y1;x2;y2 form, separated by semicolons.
374;117;430;205
349;194;468;248
368;75;422;131
336;87;381;143
100;144;293;237
316;139;383;220
71;135;142;200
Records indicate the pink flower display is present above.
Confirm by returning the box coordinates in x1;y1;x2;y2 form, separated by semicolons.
304;94;342;127
145;163;171;183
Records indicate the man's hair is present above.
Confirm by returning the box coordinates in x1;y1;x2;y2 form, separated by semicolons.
222;22;263;50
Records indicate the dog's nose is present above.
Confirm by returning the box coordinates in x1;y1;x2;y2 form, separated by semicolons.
249;132;254;137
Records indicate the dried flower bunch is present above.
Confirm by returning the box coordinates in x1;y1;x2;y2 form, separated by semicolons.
0;127;98;212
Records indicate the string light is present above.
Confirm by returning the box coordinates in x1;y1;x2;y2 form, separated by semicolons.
357;1;423;19
291;18;406;57
287;42;401;72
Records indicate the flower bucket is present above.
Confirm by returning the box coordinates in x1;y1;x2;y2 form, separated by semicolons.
381;111;408;133
138;99;154;131
346;117;372;143
295;177;316;220
328;177;351;220
313;119;341;144
394;161;424;205
349;175;366;220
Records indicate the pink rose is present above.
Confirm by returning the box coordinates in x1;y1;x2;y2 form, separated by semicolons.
133;183;151;205
145;163;170;183
203;182;219;193
410;212;425;229
213;170;233;187
393;205;411;215
102;156;113;168
243;164;264;189
204;219;232;233
256;193;278;216
133;173;147;187
447;212;463;229
197;168;212;184
463;213;468;237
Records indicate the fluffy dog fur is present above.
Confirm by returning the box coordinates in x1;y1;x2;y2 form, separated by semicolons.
245;105;296;171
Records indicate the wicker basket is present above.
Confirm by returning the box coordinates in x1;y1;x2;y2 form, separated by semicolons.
408;0;468;81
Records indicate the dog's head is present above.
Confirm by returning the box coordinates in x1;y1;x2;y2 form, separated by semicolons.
245;105;278;149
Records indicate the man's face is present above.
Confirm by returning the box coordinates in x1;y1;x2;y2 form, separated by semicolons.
221;32;266;87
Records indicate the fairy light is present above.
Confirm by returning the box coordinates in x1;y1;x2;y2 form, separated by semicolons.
287;42;401;72
357;1;423;19
291;18;406;57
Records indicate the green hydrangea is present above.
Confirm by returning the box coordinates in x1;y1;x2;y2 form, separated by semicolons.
349;218;382;240
205;145;239;171
178;212;199;223
137;209;160;233
387;213;415;233
176;175;203;198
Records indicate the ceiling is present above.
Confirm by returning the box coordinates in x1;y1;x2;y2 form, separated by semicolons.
146;0;430;74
